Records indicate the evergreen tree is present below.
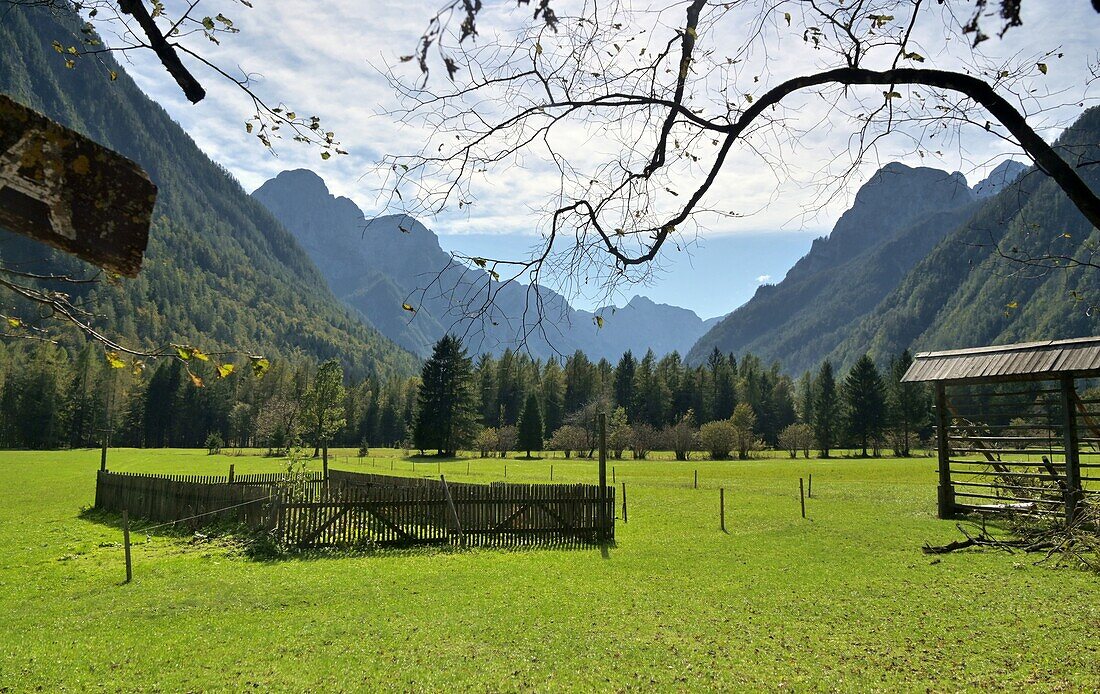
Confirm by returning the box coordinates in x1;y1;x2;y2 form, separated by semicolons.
541;359;565;438
413;335;478;456
843;354;888;457
813;360;840;458
517;392;543;458
613;351;636;417
888;349;930;456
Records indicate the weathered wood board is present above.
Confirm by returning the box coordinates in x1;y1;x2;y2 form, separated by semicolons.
0;94;156;277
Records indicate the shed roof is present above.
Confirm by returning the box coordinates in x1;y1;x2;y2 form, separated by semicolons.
901;336;1100;384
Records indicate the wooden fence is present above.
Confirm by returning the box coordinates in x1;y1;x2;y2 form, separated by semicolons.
94;470;278;528
94;469;615;548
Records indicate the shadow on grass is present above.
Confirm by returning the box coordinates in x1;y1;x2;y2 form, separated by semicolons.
79;507;616;564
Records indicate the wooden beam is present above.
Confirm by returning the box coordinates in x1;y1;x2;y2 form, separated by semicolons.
1060;376;1083;524
935;383;956;519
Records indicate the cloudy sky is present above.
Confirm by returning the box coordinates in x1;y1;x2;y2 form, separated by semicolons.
109;0;1098;317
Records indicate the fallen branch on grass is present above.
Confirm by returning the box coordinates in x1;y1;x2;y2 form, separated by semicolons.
922;520;1097;573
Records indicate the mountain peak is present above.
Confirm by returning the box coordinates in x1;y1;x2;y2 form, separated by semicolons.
973;160;1028;198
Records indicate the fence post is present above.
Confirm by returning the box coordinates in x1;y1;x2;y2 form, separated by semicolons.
807;473;812;499
720;487;725;531
100;440;107;472
550;465;554;481
612;466;616;485
694;469;698;489
322;443;329;481
228;464;235;484
621;481;627;523
799;478;806;519
598;412;608;542
122;509;132;583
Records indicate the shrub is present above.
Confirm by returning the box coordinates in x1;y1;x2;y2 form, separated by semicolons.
629;423;660;460
205;432;223;455
548;425;588;459
699;420;737;460
663;410;698;461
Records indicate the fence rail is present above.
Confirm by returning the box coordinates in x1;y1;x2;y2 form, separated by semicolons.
94;468;615;548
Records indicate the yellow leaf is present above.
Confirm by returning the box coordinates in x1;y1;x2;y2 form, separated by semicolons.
216;363;235;378
1037;63;1048;75
784;12;791;26
189;372;205;388
535;41;543;56
249;356;271;377
402;303;417;313
1006;301;1018;309
190;348;209;362
6;317;21;328
105;351;126;369
594;315;605;329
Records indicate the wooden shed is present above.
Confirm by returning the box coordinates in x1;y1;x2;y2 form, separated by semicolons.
903;337;1100;523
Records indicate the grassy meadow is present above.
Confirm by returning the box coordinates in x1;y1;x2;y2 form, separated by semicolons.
1;447;1097;691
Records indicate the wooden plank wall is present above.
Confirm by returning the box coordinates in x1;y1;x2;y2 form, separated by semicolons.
94;470;276;527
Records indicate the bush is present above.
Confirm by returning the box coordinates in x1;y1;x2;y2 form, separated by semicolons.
475;427;500;458
699;420;737;460
730;404;758;460
778;423;814;458
205;432;224;455
548;425;588;459
357;439;370;458
663;410;698;461
629;423;659;460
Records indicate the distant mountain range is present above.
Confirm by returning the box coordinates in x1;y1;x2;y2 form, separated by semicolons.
253;170;722;361
690;109;1100;373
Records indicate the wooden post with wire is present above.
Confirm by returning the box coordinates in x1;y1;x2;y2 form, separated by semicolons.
228;464;235;484
122;509;132;583
322;443;329;481
807;473;812;498
720;487;725;531
621;482;627;523
550;465;554;481
799;478;806;519
694;469;698;489
598;412;608;542
100;440;108;472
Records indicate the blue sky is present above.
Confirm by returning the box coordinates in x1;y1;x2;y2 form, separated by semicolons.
102;0;1099;317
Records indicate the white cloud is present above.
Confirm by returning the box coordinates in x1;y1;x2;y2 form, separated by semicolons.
756;275;772;284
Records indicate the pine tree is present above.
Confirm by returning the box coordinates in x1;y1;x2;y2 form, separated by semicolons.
413;335;479;456
813;360;840;458
517;392;543;458
843;354;888;457
541;359;565;438
888;349;929;456
613;351;636;417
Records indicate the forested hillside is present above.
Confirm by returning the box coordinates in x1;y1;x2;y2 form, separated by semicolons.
0;6;416;382
829;108;1100;368
688;164;978;371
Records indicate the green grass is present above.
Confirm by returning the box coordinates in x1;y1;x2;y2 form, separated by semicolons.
1;448;1097;691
